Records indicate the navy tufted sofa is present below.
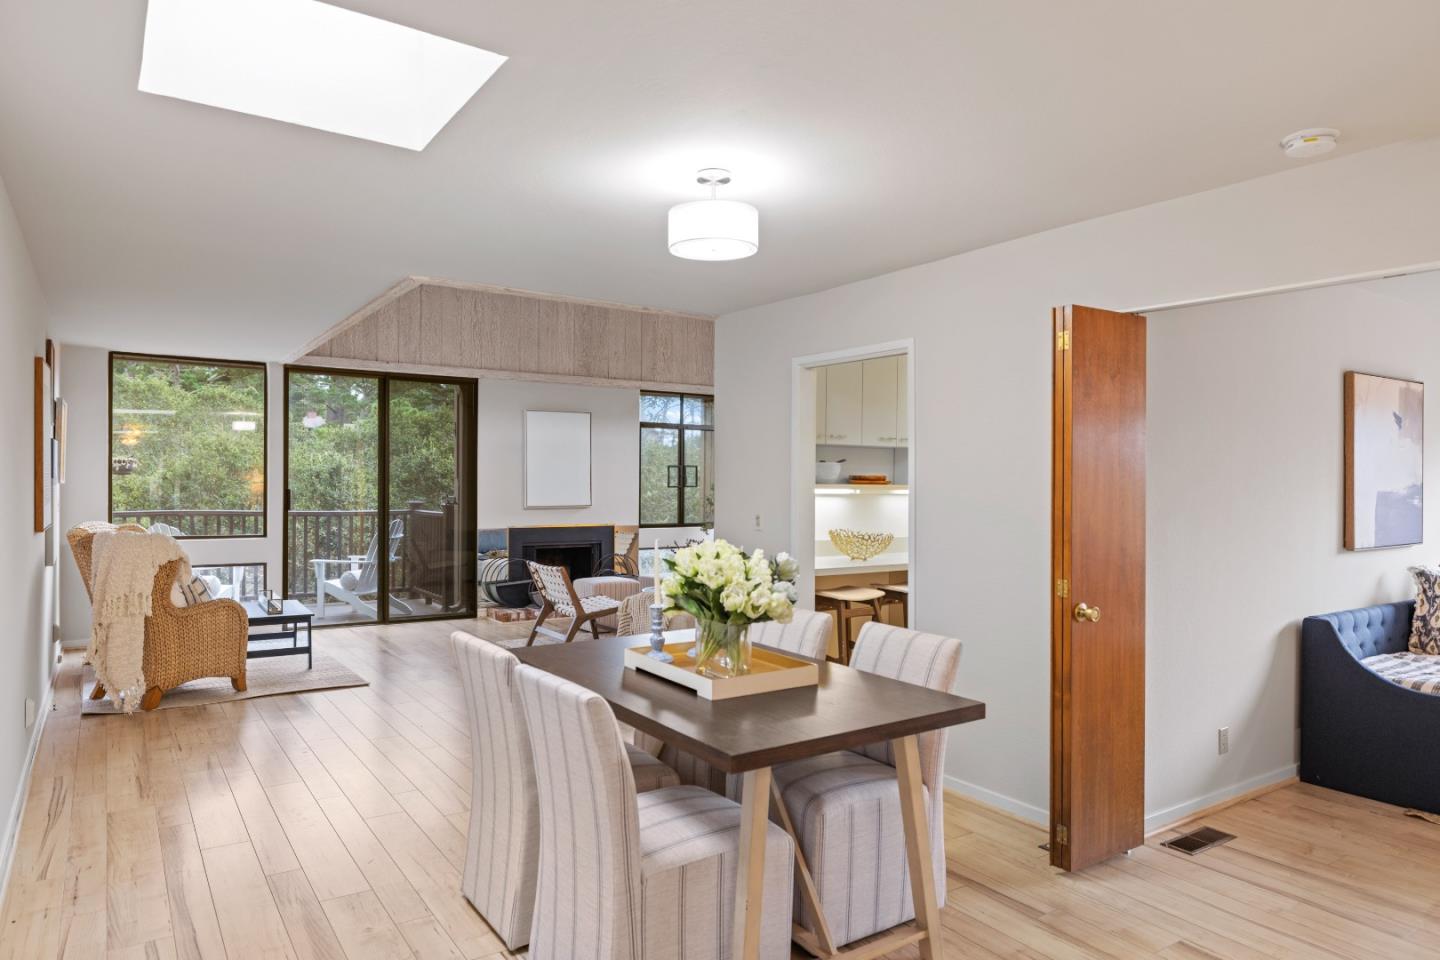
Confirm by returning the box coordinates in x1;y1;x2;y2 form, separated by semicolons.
1301;600;1439;813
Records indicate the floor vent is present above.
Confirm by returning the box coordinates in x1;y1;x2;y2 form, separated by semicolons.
1161;826;1235;856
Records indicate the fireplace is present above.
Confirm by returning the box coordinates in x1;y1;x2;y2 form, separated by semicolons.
507;525;614;584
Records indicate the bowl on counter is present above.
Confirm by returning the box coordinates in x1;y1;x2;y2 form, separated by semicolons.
827;528;895;561
816;460;845;483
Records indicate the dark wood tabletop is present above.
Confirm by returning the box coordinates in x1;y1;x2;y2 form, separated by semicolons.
512;634;986;773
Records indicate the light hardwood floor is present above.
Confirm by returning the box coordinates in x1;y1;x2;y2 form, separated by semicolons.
4;617;1439;959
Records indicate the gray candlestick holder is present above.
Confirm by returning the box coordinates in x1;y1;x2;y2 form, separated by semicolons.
647;604;673;662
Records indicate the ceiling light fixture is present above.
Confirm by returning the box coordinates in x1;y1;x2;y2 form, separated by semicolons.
668;168;759;261
138;0;507;151
1280;128;1340;159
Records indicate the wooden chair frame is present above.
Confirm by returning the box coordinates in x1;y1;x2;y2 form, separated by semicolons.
525;561;619;645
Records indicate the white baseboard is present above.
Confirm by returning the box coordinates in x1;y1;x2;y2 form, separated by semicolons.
944;774;1048;826
0;680;56;909
944;764;1299;837
1143;763;1298;834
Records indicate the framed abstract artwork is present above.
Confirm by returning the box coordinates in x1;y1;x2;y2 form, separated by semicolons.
1344;371;1423;550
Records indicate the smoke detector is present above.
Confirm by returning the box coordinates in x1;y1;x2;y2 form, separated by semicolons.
1280;128;1339;159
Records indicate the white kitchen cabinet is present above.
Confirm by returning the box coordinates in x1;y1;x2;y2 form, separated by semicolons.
814;365;827;443
823;360;863;444
896;355;909;446
861;356;900;445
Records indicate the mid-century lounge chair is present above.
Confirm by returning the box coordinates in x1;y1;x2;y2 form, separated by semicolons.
526;561;621;645
313;518;414;620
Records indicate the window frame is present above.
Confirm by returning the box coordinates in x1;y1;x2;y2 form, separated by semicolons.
108;351;269;540
638;390;714;529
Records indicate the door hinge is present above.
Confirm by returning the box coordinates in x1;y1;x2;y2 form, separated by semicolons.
1055;579;1069;598
1055;824;1069;845
1057;329;1071;351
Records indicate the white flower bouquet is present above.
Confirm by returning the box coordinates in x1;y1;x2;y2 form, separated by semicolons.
660;539;799;677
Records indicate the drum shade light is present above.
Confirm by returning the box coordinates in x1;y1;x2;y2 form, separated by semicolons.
668;168;758;261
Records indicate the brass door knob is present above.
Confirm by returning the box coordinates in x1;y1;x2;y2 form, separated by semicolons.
1073;603;1101;623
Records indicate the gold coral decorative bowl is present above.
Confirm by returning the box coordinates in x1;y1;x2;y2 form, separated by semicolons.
827;529;895;562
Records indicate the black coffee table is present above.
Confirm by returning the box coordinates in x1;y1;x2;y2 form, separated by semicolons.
242;599;314;668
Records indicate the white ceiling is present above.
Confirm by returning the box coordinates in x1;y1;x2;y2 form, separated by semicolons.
4;0;1440;361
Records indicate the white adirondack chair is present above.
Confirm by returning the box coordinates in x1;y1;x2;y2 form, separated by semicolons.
312;519;414;619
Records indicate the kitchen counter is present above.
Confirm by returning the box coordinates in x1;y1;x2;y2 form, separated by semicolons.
815;552;909;575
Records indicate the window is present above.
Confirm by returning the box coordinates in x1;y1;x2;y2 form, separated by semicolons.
110;354;267;537
639;392;714;527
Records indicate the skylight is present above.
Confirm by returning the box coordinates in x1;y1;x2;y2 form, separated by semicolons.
138;0;507;151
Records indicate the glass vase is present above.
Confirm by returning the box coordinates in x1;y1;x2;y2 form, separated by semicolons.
693;617;751;679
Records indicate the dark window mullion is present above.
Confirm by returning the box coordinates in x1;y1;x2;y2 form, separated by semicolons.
675;423;687;525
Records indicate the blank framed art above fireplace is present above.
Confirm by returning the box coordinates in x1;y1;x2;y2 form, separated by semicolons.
524;410;592;508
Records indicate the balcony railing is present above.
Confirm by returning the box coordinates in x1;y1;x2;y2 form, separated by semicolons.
113;504;460;605
112;508;263;538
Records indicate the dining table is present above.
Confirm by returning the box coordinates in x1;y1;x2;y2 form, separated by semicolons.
513;631;986;960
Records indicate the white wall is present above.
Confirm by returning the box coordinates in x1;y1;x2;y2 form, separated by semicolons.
716;136;1440;824
477;379;639;529
1146;282;1440;828
0;169;54;883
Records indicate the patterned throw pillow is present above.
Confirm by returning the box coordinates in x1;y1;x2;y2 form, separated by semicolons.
1408;566;1440;655
177;574;213;607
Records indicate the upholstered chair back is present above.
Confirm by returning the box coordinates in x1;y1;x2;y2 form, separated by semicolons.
450;633;540;950
749;607;830;660
514;664;644;960
850;622;963;781
849;621;963;892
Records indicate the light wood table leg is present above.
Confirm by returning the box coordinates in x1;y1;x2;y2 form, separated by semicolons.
733;767;772;960
770;778;838;957
894;735;944;960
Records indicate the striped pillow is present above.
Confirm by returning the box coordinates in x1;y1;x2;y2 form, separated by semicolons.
170;574;213;608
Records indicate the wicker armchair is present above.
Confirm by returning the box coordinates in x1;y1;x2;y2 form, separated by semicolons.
67;522;249;711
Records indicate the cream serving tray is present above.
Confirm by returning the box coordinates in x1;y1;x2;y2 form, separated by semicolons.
624;630;820;700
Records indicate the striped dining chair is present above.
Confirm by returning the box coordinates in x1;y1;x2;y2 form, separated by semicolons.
513;662;796;960
653;608;832;793
450;633;680;951
771;621;962;948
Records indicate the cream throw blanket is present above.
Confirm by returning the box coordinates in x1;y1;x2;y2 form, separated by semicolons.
87;530;184;712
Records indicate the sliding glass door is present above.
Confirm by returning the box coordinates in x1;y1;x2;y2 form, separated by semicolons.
386;378;475;621
285;369;475;625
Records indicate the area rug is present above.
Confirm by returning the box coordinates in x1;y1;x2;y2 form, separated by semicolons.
80;653;368;714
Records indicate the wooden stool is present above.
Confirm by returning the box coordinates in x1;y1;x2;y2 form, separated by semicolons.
872;583;910;628
815;587;885;663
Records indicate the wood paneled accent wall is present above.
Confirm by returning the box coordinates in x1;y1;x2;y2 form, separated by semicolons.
297;278;714;390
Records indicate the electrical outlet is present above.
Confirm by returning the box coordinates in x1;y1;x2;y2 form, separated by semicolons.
753;513;762;530
24;698;35;730
1218;726;1230;756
